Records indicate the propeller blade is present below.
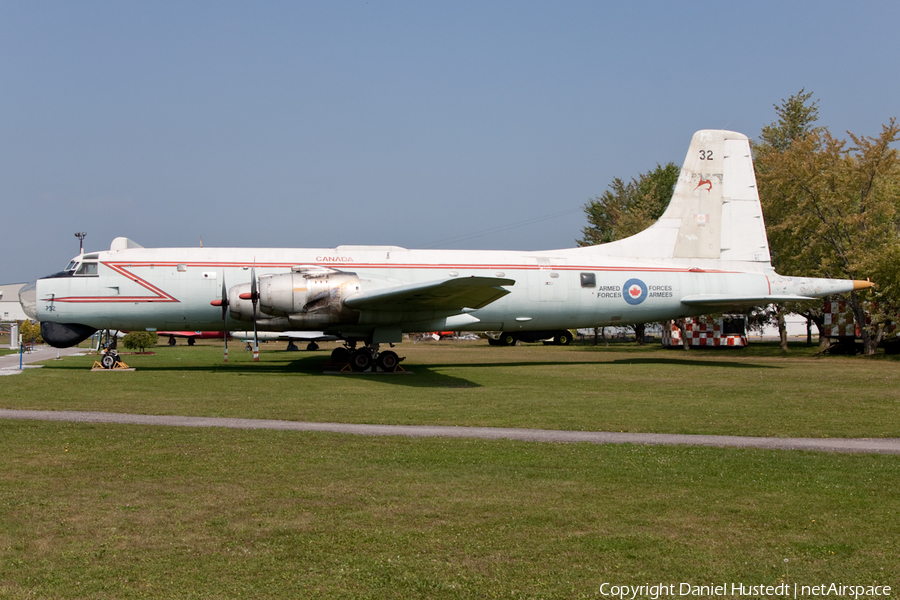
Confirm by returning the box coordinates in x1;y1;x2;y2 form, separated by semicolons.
221;273;229;320
221;272;228;363
251;265;259;362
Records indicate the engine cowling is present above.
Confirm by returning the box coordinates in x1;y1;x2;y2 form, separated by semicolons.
228;271;361;328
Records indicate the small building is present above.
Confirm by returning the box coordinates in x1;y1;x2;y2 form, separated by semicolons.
820;300;898;353
662;315;749;348
0;283;29;322
820;300;898;338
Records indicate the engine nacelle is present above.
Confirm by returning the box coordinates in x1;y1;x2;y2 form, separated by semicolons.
228;271;361;328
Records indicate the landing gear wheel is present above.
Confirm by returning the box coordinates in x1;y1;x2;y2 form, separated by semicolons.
100;353;118;369
188;338;195;346
499;332;517;346
376;350;400;372
306;342;319;351
168;336;176;346
350;348;374;372
554;331;573;346
331;347;351;365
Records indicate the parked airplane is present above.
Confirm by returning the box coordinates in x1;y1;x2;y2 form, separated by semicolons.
231;330;339;352
158;331;228;346
20;130;872;371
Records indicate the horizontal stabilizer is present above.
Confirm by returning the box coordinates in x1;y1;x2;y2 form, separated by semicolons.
680;294;816;308
345;276;514;312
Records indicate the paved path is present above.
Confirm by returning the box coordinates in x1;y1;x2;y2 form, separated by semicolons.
0;346;87;375
2;409;899;454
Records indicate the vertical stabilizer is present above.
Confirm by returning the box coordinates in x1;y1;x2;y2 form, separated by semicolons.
587;130;772;267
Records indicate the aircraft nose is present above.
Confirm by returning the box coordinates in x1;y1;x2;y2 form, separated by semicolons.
18;281;37;320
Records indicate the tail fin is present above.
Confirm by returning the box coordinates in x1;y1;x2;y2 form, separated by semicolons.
589;130;772;267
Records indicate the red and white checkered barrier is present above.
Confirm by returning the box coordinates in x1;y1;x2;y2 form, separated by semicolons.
662;317;748;348
821;300;896;338
822;300;860;338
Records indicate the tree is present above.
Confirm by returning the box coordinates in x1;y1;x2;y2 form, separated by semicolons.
579;163;679;344
755;118;900;355
578;162;679;246
122;331;159;353
758;88;821;152
752;90;825;351
18;320;43;345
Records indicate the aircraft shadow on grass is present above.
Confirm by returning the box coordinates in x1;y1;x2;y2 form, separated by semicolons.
49;352;776;390
51;353;483;389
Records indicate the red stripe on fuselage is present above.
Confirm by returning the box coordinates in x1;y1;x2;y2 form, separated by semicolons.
48;262;179;303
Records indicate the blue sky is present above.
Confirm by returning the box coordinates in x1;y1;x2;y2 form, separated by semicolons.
2;1;898;284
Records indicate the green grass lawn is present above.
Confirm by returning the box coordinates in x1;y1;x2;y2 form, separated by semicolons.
1;339;898;598
3;339;899;438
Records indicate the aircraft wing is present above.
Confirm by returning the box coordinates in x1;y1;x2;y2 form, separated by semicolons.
680;294;816;308
345;276;515;312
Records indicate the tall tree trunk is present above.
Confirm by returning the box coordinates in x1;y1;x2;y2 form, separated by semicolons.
804;308;831;351
675;319;690;351
634;323;646;346
847;291;881;355
777;308;789;353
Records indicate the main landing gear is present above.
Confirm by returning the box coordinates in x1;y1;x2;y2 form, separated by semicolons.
330;343;404;373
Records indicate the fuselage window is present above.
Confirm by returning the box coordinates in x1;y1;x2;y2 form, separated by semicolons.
580;273;596;288
75;261;99;276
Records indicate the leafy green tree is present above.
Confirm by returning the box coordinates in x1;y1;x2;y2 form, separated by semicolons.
758;88;821;152
751;91;825;351
578;162;679;246
18;320;43;345
122;331;159;353
755;116;900;355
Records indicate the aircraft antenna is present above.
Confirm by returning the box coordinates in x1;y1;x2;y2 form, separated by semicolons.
75;232;87;255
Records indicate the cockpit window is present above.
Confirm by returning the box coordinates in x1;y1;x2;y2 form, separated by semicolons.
65;260;78;272
75;261;98;276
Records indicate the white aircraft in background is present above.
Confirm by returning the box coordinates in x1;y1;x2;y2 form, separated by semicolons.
230;330;339;352
21;130;872;371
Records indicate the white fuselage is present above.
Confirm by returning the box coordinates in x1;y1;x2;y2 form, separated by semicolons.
34;244;770;339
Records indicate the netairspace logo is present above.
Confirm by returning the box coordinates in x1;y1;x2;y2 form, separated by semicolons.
599;582;892;599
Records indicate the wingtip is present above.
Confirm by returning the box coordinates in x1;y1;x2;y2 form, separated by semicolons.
853;279;875;291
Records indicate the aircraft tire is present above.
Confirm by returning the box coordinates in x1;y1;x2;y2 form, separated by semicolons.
554;331;573;346
350;348;373;372
168;336;176;346
376;350;400;372
331;347;351;365
188;338;195;346
100;353;118;369
499;332;517;346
